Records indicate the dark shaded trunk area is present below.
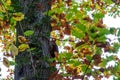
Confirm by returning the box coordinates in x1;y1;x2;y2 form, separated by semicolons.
14;0;53;80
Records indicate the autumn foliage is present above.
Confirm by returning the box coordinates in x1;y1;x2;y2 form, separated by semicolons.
49;0;120;80
1;0;120;80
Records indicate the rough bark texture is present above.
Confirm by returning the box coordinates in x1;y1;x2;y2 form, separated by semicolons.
14;0;52;80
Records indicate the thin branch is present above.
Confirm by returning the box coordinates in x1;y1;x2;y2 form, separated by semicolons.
82;59;92;80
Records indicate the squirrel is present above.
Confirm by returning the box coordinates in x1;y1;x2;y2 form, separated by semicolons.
49;38;59;58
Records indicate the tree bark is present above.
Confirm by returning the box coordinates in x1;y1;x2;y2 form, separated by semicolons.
14;0;52;80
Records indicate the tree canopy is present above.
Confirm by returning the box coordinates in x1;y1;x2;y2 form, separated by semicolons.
1;0;120;80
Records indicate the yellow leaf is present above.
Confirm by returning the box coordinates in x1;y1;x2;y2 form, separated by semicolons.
5;0;11;6
56;40;61;46
18;44;29;52
9;43;18;56
54;51;59;58
51;31;57;38
51;4;58;9
76;65;81;73
51;23;56;27
69;64;75;69
3;57;10;68
0;5;6;12
96;4;101;10
18;36;29;43
12;12;24;21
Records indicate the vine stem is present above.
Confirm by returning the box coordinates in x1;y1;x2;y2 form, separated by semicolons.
29;51;36;75
18;19;36;75
18;22;24;34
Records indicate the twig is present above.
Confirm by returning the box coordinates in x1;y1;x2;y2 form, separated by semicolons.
82;44;95;80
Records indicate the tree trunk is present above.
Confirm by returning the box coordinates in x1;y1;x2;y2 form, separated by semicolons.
14;0;52;80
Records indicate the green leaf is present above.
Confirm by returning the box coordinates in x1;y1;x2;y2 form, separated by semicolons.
113;43;120;53
96;47;102;54
114;77;120;80
27;48;36;52
93;12;104;20
99;60;107;67
117;28;120;36
88;32;97;39
48;58;56;62
65;53;73;60
97;28;110;36
0;12;4;19
96;35;106;42
106;56;116;61
113;64;120;77
73;60;81;66
76;23;86;32
72;27;85;39
86;55;92;60
61;73;71;77
86;68;92;74
110;28;116;34
10;18;17;27
81;64;87;72
66;12;73;21
24;30;34;36
9;61;16;66
118;38;120;42
67;60;75;64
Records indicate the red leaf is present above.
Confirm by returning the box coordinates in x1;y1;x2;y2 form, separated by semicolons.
50;62;57;67
64;46;71;50
83;16;92;22
65;0;72;6
91;0;95;4
55;74;64;80
64;28;71;35
52;26;60;30
59;13;66;19
48;70;59;80
75;41;85;47
36;3;43;11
